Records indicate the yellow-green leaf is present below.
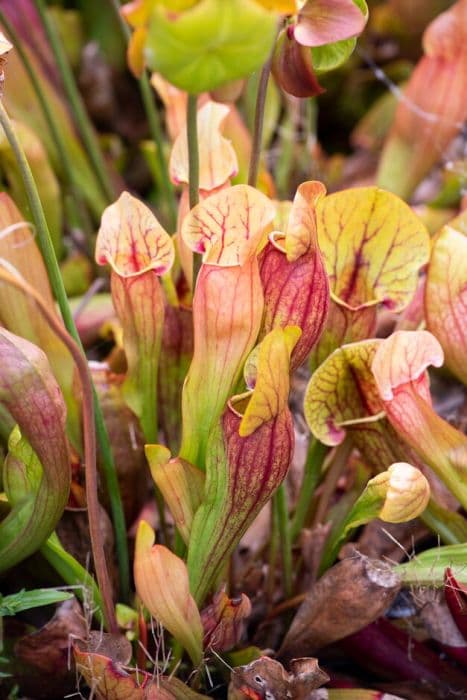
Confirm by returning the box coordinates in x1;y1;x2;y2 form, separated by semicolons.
304;339;383;445
239;326;301;437
316;186;430;311
145;0;277;93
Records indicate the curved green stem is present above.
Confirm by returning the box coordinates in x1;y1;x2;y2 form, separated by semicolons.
0;101;129;603
35;0;115;203
0;267;116;632
291;438;328;541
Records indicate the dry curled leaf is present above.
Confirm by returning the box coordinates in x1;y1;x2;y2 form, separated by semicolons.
14;598;86;698
279;555;400;659
201;589;252;652
74;635;208;699
228;655;329;699
288;658;330;699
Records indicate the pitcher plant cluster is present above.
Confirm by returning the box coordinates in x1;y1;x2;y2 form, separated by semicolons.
0;0;466;697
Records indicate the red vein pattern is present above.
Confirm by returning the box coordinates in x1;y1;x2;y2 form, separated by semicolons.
188;406;294;605
0;330;70;570
96;192;174;277
259;242;329;370
181;184;275;267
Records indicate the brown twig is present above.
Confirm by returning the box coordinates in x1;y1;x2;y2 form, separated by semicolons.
266;592;306;621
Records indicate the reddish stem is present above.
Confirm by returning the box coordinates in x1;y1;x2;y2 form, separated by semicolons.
0;268;117;632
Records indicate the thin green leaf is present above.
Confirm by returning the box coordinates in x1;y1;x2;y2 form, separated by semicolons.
0;588;73;617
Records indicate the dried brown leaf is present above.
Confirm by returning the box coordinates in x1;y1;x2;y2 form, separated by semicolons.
279;555;400;659
201;589;252;652
228;655;328;700
15;598;86;674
